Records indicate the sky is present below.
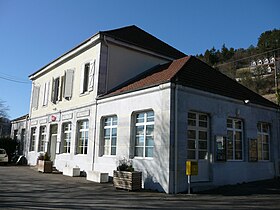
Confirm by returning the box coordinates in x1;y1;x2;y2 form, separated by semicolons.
0;0;279;119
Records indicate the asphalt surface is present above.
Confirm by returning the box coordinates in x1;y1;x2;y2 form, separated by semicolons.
0;166;279;209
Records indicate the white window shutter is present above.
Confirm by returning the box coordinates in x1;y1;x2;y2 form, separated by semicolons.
31;86;40;109
43;82;50;106
64;69;74;98
88;60;95;92
51;78;55;103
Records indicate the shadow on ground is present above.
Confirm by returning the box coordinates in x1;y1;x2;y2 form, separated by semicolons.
199;179;280;196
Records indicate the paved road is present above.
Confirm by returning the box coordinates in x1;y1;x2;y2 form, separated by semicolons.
0;166;279;209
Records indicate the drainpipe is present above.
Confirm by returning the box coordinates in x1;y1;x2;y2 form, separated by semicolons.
103;35;110;93
92;99;98;171
174;81;179;194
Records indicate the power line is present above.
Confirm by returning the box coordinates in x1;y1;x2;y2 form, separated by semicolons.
214;47;280;68
0;75;30;84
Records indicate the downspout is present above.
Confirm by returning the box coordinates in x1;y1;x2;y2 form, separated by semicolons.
92;35;109;171
103;35;110;93
92;99;98;171
174;80;179;194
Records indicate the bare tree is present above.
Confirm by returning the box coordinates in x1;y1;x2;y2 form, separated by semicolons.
0;99;9;120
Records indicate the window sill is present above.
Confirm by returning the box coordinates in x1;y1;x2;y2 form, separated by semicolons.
79;91;90;97
101;155;117;158
133;156;153;160
74;153;87;156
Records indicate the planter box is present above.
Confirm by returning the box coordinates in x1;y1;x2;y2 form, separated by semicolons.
113;170;142;191
37;160;53;173
87;171;109;183
63;166;80;177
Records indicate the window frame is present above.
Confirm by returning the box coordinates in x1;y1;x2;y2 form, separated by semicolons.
62;122;72;154
257;122;270;161
76;119;89;155
134;110;155;158
226;118;244;161
187;111;209;160
29;127;37;152
38;126;47;152
82;63;90;94
102;116;118;156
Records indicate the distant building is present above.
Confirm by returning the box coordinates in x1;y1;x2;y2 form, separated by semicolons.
0;117;11;138
10;114;29;155
24;25;280;193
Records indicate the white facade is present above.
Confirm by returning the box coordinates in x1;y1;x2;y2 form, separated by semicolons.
26;27;174;176
25;26;280;194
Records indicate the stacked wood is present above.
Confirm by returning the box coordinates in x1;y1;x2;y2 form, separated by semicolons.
113;170;142;191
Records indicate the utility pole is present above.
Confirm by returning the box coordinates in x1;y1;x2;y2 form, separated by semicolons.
274;54;279;105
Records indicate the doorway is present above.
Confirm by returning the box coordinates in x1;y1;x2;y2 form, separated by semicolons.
49;124;58;162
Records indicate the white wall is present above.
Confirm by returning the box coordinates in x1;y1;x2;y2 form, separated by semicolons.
94;84;172;193
30;43;101;119
106;43;170;91
173;85;279;192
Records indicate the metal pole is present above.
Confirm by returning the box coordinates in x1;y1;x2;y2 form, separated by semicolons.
275;55;278;91
188;175;191;194
274;54;279;105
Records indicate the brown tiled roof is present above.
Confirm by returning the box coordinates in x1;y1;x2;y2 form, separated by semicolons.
101;25;186;59
104;56;279;109
106;56;191;96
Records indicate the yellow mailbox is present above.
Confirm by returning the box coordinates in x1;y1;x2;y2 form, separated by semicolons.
186;160;198;176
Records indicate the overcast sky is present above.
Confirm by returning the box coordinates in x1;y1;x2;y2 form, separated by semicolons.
0;0;279;119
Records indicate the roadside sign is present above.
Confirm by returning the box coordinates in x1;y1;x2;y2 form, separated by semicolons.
186;160;198;176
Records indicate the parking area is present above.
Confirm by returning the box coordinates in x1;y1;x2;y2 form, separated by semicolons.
0;166;279;209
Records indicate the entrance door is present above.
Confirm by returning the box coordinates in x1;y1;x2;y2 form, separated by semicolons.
49;124;58;162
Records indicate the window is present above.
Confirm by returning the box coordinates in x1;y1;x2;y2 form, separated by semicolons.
103;116;117;156
257;122;270;160
29;127;36;151
53;78;60;103
82;63;90;93
227;118;243;160
38;126;47;152
80;61;95;94
13;130;18;141
187;112;209;160
134;111;154;158
62;122;72;153
77;120;89;154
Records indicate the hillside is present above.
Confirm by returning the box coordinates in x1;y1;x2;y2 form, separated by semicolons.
196;29;280;104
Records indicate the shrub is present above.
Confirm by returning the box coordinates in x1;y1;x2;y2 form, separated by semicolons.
117;157;134;172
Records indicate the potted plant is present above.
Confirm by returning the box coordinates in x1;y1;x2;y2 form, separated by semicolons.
113;158;142;191
37;152;53;173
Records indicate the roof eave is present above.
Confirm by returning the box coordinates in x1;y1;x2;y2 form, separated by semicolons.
29;33;102;80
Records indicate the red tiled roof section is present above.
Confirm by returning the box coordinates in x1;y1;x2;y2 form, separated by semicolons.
108;56;191;96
